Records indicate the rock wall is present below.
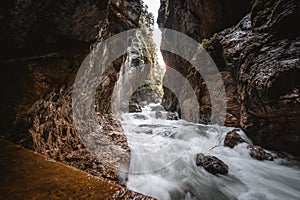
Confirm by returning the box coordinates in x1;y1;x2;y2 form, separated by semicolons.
158;0;300;155
0;0;143;184
158;0;250;125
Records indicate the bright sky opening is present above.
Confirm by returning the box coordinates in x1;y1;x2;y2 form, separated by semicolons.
142;0;165;66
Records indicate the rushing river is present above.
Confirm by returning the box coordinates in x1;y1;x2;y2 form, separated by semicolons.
120;104;300;200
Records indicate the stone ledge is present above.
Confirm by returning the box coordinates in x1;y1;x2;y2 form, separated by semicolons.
0;138;154;199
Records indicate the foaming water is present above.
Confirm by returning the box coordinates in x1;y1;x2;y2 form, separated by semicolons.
121;104;300;200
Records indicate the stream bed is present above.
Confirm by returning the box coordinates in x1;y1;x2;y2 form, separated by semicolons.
121;104;300;200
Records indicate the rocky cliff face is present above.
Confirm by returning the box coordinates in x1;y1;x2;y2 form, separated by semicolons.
158;0;251;125
0;0;143;184
158;0;250;40
158;0;300;155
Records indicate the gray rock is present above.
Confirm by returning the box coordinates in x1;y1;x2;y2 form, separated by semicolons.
130;87;160;106
135;128;153;135
155;111;163;119
163;131;176;138
151;105;165;112
132;114;148;120
167;112;179;120
129;103;142;113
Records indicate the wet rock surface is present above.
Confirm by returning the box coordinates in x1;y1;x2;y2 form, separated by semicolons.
158;0;250;41
155;111;163;119
151;105;165;112
163;131;176;139
167;112;179;120
129;103;142;113
196;153;229;175
158;0;250;125
218;2;300;154
224;129;246;148
0;139;154;200
223;130;274;161
132;114;149;120
131;87;161;106
248;145;274;161
11;87;130;183
0;0;143;187
158;0;300;155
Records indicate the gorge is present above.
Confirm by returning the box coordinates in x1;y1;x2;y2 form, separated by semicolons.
0;0;300;199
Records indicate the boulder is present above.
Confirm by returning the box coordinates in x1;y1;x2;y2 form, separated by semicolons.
130;87;161;106
132;114;148;120
144;129;153;135
129;103;142;113
163;131;176;139
196;153;228;175
248;145;274;161
155;111;163;119
167;112;179;120
224;129;246;148
151;105;165;112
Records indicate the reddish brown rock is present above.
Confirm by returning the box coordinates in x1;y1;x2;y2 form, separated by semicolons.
248;145;274;161
196;153;229;175
224;129;246;148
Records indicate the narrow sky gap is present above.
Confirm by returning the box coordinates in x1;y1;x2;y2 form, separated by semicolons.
142;0;165;66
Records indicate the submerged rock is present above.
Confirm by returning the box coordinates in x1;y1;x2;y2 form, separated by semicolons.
151;105;165;112
132;114;148;120
129;103;142;113
167;112;179;120
163;131;176;139
196;153;228;175
144;129;153;135
248;145;274;161
135;128;153;135
224;129;246;148
155;111;163;119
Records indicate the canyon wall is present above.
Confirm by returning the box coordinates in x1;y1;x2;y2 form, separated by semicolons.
0;0;144;184
158;0;300;155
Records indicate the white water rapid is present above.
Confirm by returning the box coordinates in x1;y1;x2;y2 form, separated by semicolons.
121;104;300;200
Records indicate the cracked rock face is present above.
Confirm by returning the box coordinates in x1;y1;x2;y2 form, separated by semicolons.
219;0;300;155
0;0;143;185
158;0;300;155
158;0;250;125
158;0;250;41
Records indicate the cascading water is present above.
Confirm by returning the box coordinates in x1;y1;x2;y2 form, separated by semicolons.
121;104;300;200
115;1;300;199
